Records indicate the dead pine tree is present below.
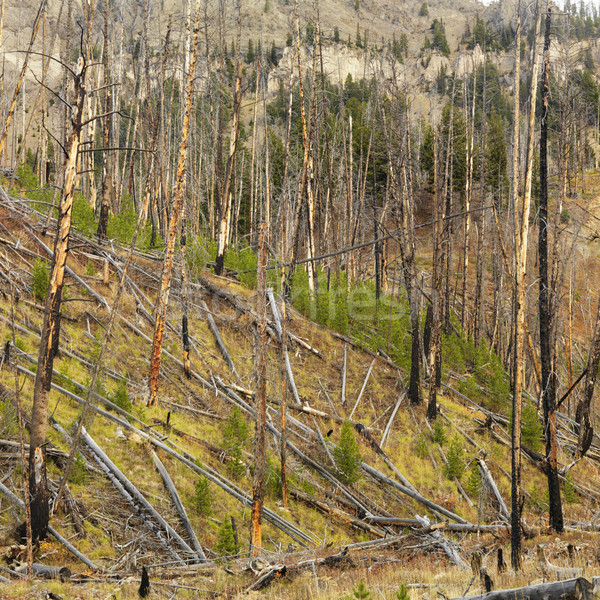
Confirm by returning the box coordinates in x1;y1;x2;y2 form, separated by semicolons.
214;4;243;276
538;3;563;534
0;0;46;162
251;223;268;555
148;0;200;406
29;52;88;542
512;0;542;570
96;1;114;239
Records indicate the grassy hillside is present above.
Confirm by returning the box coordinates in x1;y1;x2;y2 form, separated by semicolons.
0;175;600;599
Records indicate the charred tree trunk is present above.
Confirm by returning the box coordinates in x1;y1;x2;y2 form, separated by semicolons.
0;0;46;162
29;56;87;542
251;223;268;555
148;0;200;406
512;0;541;570
539;6;563;534
576;298;600;458
96;5;113;239
214;12;242;276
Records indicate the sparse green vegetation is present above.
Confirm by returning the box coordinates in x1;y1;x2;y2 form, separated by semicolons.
32;257;49;302
444;437;465;479
215;516;239;557
334;421;362;485
223;406;249;479
193;475;213;515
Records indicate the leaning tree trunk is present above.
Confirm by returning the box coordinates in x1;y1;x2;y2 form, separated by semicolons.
29;56;87;542
148;0;200;406
539;6;563;534
576;298;600;458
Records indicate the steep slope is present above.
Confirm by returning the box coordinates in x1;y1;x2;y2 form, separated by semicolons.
0;178;600;597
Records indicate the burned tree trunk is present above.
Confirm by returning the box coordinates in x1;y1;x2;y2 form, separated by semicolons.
251;224;268;555
512;0;541;570
539;6;563;534
576;299;600;458
214;12;242;276
96;5;113;239
148;1;200;406
29;55;87;542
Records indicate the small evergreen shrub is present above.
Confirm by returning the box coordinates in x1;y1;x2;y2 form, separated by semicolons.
353;580;372;599
193;475;213;515
445;437;465;479
334;421;362;485
111;380;132;414
69;452;87;485
215;516;239;557
562;472;577;504
32;257;49;303
521;405;543;452
85;261;98;276
0;397;18;438
431;419;447;446
224;245;257;288
291;267;311;317
316;284;330;327
223;406;249;479
510;404;542;452
71;193;97;238
396;583;410;600
266;456;282;499
415;433;429;458
465;460;482;497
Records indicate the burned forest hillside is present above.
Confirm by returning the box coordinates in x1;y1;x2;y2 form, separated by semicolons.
3;0;600;598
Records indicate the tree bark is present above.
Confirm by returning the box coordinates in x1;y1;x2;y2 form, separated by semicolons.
148;0;200;406
576;298;600;458
251;223;268;555
29;55;87;542
539;6;563;533
451;578;593;600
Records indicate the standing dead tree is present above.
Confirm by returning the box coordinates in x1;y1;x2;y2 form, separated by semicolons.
214;4;243;276
0;0;47;163
29;53;87;542
512;0;541;570
538;4;563;534
251;223;268;555
148;0;200;406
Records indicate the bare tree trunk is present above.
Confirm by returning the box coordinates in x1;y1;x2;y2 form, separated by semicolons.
251;223;268;555
512;0;541;571
97;3;113;239
214;10;242;276
0;0;46;162
427;127;441;421
29;55;87;542
148;0;200;406
510;1;524;571
576;297;600;458
539;5;563;534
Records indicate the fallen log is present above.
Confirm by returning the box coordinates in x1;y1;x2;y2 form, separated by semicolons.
290;487;386;537
15;563;71;582
199;300;240;380
0;481;98;570
476;458;509;521
244;564;287;592
451;577;593;600
152;451;207;562
80;426;200;563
